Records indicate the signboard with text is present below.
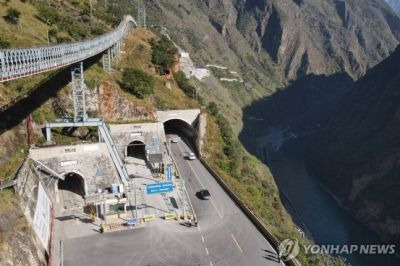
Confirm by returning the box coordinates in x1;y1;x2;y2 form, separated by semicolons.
146;181;174;195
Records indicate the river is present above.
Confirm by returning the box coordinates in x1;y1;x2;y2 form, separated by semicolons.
266;137;400;266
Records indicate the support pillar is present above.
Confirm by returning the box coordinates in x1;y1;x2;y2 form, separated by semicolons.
46;125;52;142
72;62;87;122
102;48;111;72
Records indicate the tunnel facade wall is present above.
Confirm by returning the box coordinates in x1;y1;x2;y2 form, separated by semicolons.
110;123;167;160
28;143;120;195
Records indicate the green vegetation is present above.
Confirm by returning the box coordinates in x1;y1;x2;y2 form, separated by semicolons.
0;144;28;183
151;36;177;73
4;7;21;24
36;4;59;25
0;36;10;48
209;67;237;79
120;68;155;99
206;101;241;178
173;71;195;96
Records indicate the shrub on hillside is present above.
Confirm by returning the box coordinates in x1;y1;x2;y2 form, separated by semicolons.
0;37;10;49
173;71;195;96
205;101;242;178
120;68;154;99
4;8;21;25
36;4;59;25
151;36;177;73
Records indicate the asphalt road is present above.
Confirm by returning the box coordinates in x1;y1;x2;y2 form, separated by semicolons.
63;135;284;266
168;135;284;266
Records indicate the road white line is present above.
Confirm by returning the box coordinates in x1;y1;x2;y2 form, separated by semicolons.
205;247;209;256
201;235;205;243
175;143;223;219
230;234;243;253
197;224;201;231
209;199;223;219
210;261;213;266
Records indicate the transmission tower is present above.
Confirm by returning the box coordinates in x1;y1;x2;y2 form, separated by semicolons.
71;62;87;122
137;6;146;28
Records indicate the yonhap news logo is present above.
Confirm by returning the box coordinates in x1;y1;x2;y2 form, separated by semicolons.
278;238;397;262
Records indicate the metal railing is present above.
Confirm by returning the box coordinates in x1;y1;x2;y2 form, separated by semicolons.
0;16;136;82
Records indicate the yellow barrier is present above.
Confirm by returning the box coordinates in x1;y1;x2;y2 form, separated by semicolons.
143;214;156;222
164;213;176;220
108;223;124;230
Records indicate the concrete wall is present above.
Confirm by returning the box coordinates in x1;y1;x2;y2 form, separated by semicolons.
156;109;201;126
197;113;207;156
29;143;120;195
110;122;166;159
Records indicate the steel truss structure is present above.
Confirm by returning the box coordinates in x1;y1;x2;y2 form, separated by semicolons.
0;16;136;82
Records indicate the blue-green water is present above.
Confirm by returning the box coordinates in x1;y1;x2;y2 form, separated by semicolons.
268;138;400;266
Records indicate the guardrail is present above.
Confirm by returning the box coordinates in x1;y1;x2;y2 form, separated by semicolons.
199;158;301;266
0;16;137;82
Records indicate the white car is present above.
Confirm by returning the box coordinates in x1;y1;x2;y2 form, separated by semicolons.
187;152;196;160
171;138;179;143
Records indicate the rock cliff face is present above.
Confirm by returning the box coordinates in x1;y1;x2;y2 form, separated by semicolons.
0;190;46;266
98;83;156;121
205;0;400;80
308;46;400;246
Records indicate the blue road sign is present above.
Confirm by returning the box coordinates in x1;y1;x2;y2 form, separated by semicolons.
166;164;173;181
127;218;137;226
146;181;174;195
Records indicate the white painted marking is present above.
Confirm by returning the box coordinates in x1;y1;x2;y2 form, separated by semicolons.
201;235;205;243
231;234;243;253
210;261;213;266
60;160;77;166
130;132;142;137
205;247;209;256
210;199;223;219
176;143;223;219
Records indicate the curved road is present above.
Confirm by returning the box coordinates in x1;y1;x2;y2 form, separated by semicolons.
169;135;284;266
63;135;283;266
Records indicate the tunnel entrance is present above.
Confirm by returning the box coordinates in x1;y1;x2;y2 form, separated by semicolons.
127;140;146;160
58;172;85;208
163;119;197;152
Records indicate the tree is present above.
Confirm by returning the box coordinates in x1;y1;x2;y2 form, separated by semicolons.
151;36;177;73
4;8;21;25
120;68;154;99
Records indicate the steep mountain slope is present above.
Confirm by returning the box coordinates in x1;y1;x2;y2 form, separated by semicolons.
308;45;400;246
234;0;400;80
386;0;400;15
144;0;400;83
